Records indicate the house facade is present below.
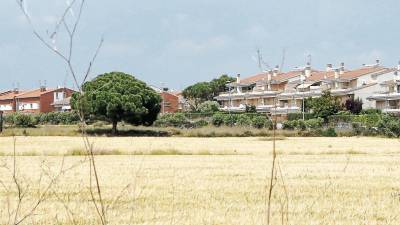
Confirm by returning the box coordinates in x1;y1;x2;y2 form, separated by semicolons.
215;60;400;117
0;86;75;114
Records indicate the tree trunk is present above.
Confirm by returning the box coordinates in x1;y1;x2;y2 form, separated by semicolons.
111;120;118;135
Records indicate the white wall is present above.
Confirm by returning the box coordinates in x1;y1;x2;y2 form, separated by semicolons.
18;103;39;110
0;104;12;111
353;84;381;109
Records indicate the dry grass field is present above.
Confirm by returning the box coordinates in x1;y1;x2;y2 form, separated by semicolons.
1;136;400;224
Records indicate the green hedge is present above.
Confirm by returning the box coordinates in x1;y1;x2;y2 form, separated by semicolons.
287;113;315;121
156;112;272;129
282;118;323;130
4;112;80;127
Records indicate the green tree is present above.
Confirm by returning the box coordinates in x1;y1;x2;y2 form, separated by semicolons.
71;72;161;134
182;82;213;110
198;101;220;114
183;75;235;111
308;91;342;121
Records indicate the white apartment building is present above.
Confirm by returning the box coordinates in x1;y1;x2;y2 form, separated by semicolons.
215;60;400;117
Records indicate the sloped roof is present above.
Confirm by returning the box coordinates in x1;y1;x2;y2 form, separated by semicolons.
0;90;26;100
15;88;56;99
239;70;306;85
340;66;394;80
306;71;336;81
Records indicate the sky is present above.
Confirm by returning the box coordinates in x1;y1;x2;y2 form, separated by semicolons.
1;0;400;91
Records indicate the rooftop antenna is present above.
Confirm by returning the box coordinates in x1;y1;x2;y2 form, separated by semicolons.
280;48;286;72
255;48;271;72
307;54;312;66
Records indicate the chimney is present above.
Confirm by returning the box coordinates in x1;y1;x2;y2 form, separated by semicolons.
305;63;311;77
273;65;279;77
301;70;306;82
376;59;380;66
326;63;333;72
340;62;345;75
13;88;19;94
236;74;241;84
397;61;400;71
267;70;272;82
334;68;340;79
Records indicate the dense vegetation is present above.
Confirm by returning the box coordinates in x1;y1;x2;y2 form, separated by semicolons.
3;112;80;127
182;75;235;111
71;72;162;134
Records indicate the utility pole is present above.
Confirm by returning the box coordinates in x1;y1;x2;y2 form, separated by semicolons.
0;111;3;133
301;72;305;120
228;82;232;115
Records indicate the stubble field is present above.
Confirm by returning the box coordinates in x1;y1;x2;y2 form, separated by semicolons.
0;136;400;224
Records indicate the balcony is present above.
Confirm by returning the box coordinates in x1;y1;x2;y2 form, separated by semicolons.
215;90;279;101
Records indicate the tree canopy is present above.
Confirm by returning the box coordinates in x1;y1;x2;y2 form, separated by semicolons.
182;74;235;111
71;72;161;134
306;91;342;121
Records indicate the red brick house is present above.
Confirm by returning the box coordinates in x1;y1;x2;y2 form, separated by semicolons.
0;87;75;114
160;91;181;114
0;89;24;113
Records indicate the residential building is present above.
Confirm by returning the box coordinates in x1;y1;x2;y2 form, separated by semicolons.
215;60;399;117
0;89;24;113
160;91;180;114
151;85;182;113
367;70;400;114
0;86;75;114
52;97;73;112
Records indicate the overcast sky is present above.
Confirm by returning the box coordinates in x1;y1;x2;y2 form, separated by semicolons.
1;0;400;91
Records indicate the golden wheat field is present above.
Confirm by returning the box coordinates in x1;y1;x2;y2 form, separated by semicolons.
1;136;400;224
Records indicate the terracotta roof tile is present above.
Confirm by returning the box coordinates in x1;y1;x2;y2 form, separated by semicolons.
16;88;55;99
340;67;393;80
240;70;305;84
0;90;26;100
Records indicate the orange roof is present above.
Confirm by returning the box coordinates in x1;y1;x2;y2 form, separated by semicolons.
15;88;55;99
240;70;305;84
0;90;26;100
306;71;336;81
340;66;394;80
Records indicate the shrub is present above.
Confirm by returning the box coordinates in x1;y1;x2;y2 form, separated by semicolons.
296;120;306;130
197;101;220;114
304;118;323;129
154;113;189;128
287;112;315;121
223;114;238;126
245;105;257;113
211;113;225;127
344;98;363;114
282;120;296;130
377;114;400;137
35;112;80;125
321;127;337;137
351;114;381;127
251;115;271;129
236;114;252;127
6;113;37;128
361;109;382;114
194;119;209;128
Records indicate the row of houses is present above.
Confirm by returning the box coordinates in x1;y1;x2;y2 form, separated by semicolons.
0;86;74;114
0;83;186;115
215;60;400;118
